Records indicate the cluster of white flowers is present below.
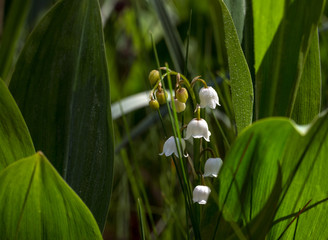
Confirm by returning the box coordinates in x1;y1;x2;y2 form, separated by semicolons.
159;82;223;205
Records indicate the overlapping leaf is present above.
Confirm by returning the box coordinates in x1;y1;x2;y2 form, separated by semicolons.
254;0;325;119
0;79;34;171
0;152;102;240
9;0;114;230
217;0;254;133
223;0;246;43
292;32;321;124
202;111;328;239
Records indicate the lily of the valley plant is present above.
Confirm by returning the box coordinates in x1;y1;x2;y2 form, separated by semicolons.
149;68;223;210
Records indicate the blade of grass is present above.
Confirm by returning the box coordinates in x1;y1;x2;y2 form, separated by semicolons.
0;0;32;83
137;198;147;240
151;0;185;73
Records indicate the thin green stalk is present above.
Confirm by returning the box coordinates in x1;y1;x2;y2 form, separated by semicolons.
137;198;146;240
211;110;230;149
120;110;158;237
157;108;168;138
151;33;201;239
184;10;192;77
165;65;192;199
166;65;200;239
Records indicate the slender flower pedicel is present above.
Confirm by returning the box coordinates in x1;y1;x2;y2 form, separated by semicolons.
185;118;211;142
203;158;223;177
159;136;186;157
193;185;211;204
199;86;220;109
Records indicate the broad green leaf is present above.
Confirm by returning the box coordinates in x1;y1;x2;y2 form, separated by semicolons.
254;0;325;119
0;152;102;240
0;79;34;171
223;0;246;43
292;31;321;124
9;0;114;230
202;118;292;239
0;0;32;83
268;112;328;239
218;0;254;133
202;111;328;239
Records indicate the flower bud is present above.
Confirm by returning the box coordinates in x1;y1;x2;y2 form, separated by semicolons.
171;98;186;113
176;87;188;103
156;89;167;104
149;99;159;110
148;70;160;86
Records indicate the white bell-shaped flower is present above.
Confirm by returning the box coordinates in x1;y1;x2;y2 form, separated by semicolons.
199;86;220;109
185;118;211;142
193;185;211;204
159;136;186;157
171;98;186;113
203;158;223;178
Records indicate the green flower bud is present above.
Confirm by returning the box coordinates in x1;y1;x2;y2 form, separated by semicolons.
176;87;188;103
156;89;168;104
149;99;160;110
148;70;160;86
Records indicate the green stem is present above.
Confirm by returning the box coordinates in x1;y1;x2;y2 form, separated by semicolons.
211;110;230;149
157;109;168;138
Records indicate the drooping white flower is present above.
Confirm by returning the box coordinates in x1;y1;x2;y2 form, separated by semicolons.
203;158;223;178
199;86;220;109
171;98;186;113
159;136;186;157
193;185;211;204
185;118;211;142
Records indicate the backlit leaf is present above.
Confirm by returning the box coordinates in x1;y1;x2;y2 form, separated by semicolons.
0;152;102;240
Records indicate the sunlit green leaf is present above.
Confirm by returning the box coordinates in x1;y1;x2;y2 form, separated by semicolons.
9;0;114;230
0;152;102;240
218;0;254;133
252;0;285;72
292;32;321;124
254;0;325;119
0;79;34;172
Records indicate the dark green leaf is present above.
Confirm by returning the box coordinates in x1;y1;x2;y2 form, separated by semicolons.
218;0;254;133
0;152;102;240
254;0;325;119
9;0;114;230
0;79;34;171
